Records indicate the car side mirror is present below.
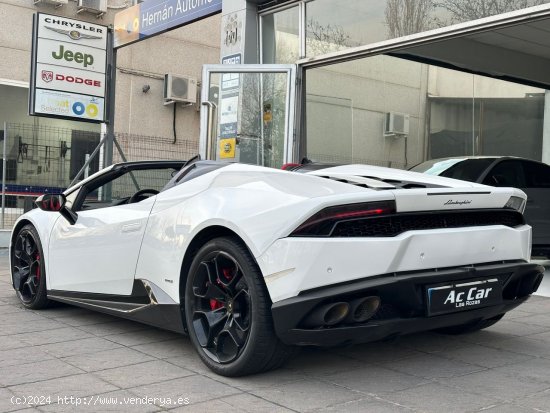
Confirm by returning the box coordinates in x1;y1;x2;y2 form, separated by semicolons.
35;194;65;212
35;194;78;225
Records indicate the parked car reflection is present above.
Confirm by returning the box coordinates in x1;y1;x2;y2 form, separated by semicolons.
411;157;550;258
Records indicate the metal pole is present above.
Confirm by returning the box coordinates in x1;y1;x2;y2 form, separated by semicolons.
2;122;7;229
69;135;108;187
104;29;116;168
102;29;117;202
84;154;90;178
113;137;140;191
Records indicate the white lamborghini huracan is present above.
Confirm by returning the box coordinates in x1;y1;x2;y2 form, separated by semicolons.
10;158;544;376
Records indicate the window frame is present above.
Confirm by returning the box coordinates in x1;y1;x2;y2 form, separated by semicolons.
520;159;550;188
70;161;185;212
481;159;527;188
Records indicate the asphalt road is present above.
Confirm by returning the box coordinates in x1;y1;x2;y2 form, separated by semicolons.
1;250;550;412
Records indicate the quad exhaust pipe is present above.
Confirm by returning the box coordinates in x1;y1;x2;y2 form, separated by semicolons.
345;296;381;323
302;302;349;328
302;296;381;328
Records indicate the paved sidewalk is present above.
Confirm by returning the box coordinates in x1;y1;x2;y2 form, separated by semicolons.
1;250;550;413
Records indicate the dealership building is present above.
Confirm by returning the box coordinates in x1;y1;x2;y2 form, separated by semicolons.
210;0;550;171
2;0;550;228
0;0;220;228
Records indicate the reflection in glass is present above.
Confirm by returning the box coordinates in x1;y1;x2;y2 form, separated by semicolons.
262;6;300;64
304;0;549;59
305;55;425;169
305;55;546;169
210;72;290;169
306;0;378;56
429;70;544;160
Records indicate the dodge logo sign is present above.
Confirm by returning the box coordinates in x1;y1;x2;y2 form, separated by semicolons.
41;70;53;83
55;73;101;88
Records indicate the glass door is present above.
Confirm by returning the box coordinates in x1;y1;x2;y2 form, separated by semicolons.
200;65;296;169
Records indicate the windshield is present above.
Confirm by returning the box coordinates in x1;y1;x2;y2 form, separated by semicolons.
411;158;496;183
411;159;465;175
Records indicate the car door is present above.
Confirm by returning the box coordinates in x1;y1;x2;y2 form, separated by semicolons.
481;159;526;189
480;159;546;238
48;165;176;295
518;160;550;246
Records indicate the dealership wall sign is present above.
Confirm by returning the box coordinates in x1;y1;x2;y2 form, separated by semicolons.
114;0;222;48
29;13;108;123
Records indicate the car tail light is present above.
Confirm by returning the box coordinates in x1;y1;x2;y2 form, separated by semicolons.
282;163;301;171
504;196;526;214
290;200;396;237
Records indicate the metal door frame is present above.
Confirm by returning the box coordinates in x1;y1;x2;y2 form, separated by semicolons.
200;64;297;165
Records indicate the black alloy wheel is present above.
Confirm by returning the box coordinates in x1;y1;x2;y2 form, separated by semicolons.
12;224;50;309
185;237;293;376
190;250;251;363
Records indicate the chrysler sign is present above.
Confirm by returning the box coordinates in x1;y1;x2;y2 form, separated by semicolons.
29;13;108;122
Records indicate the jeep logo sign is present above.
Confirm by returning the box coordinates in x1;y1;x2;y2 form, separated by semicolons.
36;38;105;73
30;13;108;122
52;45;94;68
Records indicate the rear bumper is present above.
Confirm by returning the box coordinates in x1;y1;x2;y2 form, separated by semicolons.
258;225;532;303
271;261;544;346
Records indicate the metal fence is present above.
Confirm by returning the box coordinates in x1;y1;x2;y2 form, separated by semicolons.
113;132;199;162
1;122;199;229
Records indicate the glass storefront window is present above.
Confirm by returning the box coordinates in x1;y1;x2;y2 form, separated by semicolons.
204;70;293;169
305;55;426;169
303;0;550;59
304;55;546;169
261;6;300;64
305;0;386;56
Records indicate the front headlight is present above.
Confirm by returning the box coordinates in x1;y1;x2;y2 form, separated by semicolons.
504;196;526;214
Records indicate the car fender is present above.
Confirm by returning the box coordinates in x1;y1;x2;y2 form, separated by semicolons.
10;209;61;289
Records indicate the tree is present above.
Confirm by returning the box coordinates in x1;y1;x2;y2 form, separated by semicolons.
306;19;354;55
437;0;545;22
385;0;436;38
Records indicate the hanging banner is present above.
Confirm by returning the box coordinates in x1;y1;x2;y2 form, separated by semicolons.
114;0;222;49
29;13;108;123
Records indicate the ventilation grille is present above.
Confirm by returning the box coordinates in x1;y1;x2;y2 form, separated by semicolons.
330;210;524;237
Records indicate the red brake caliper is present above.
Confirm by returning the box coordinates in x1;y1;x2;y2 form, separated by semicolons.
222;268;234;281
209;268;234;310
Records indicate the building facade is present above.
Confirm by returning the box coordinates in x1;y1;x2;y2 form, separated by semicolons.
215;0;550;170
2;0;550;228
0;0;221;226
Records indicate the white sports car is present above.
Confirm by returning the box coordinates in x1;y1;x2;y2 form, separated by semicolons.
10;158;544;376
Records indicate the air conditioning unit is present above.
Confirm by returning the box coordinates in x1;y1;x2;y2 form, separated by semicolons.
34;0;68;6
384;112;410;136
164;74;197;104
77;0;107;16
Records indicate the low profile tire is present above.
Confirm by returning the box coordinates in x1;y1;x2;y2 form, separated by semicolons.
185;236;293;376
11;224;51;310
435;313;504;335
